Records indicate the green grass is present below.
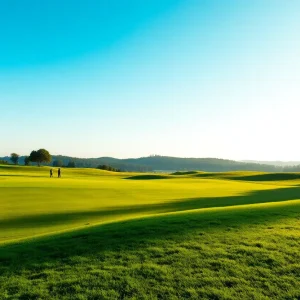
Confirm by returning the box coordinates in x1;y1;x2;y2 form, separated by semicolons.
0;165;299;299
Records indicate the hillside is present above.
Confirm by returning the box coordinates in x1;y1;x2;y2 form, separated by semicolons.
2;155;300;172
241;160;300;166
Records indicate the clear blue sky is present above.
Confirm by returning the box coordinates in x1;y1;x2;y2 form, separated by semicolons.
1;0;299;160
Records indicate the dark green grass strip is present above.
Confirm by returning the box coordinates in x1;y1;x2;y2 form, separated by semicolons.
172;171;199;175
193;172;300;181
125;174;171;180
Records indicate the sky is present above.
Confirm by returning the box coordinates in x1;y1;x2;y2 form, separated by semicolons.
1;0;300;160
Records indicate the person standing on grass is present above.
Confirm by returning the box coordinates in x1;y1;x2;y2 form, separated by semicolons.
50;169;53;178
58;168;61;178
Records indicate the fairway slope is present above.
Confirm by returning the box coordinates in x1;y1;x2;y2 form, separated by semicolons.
0;164;124;178
1;165;300;243
2;185;300;243
0;200;299;299
2;184;300;244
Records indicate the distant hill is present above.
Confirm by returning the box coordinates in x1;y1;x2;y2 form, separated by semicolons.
2;155;300;172
125;156;300;172
241;160;300;166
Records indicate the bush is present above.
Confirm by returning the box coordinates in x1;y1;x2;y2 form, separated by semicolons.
97;165;121;172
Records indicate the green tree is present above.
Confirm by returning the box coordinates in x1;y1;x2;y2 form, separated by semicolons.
29;150;38;165
67;161;76;168
29;149;51;166
97;164;120;172
10;153;19;165
53;159;63;167
0;159;9;165
24;156;30;166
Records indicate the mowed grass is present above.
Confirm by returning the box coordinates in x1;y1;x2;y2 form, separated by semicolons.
1;165;299;243
0;165;299;299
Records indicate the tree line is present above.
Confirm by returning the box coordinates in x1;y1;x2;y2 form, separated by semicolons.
5;153;300;173
10;149;51;166
97;165;121;172
8;150;118;171
52;159;76;168
9;150;78;168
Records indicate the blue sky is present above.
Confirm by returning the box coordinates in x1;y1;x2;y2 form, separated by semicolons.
1;0;300;160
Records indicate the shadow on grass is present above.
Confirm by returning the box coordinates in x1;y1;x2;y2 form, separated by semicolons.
1;186;300;241
193;172;300;181
0;197;299;276
193;173;222;178
2;186;300;230
228;173;300;181
125;174;171;180
171;171;199;175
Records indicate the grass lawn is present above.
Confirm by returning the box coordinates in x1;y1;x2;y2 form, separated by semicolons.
0;165;299;299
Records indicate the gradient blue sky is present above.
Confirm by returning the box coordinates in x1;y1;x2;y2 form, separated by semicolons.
1;0;299;160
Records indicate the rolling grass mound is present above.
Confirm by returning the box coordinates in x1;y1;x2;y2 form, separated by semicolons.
125;174;172;180
171;171;199;175
0;164;123;178
193;172;222;178
228;172;300;181
191;171;300;182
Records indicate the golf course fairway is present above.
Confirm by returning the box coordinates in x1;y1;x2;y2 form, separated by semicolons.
0;165;299;299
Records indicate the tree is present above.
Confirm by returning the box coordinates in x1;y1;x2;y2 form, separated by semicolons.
97;164;121;172
29;150;38;165
10;153;19;165
29;149;51;166
53;159;63;167
67;161;76;168
24;156;30;166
